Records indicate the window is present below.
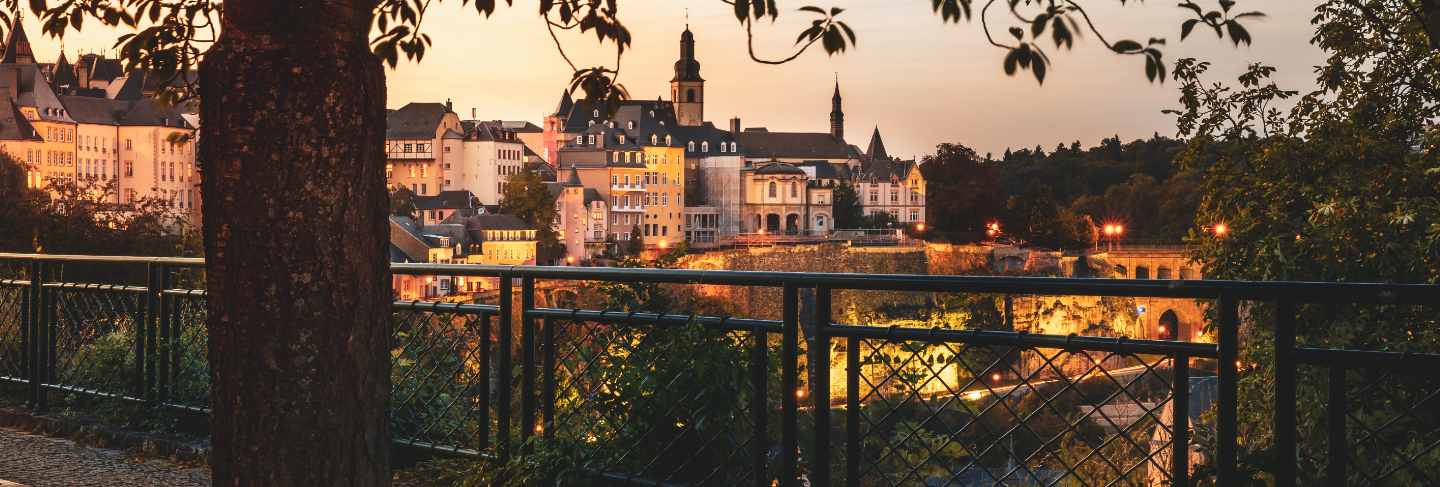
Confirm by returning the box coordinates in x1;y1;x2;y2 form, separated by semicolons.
868;191;878;203
701;141;709;152
768;182;777;198
575;136;583;145
1135;266;1150;279
790;182;798;197
126;139;132;150
593;109;600;117
404;143;413;152
650;134;658;145
687;141;695;152
890;190;899;203
611;175;618;186
685;89;696;103
665;135;672;146
619;134;626;144
587;135;595;145
910;210;919;221
420;183;427;194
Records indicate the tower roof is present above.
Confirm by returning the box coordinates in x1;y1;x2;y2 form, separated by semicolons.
2;22;35;64
564;165;582;186
672;26;703;82
553;90;574;116
866;126;889;161
51;52;78;90
832;80;841;101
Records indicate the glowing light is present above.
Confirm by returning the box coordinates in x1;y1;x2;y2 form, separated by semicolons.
1158;325;1168;334
990;373;1001;382
659;240;669;249
1213;222;1229;237
916;223;926;232
534;424;544;434
795;388;806;399
566;256;575;265
1115;224;1124;235
964;391;984;401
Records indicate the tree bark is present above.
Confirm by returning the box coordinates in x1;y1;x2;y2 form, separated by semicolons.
200;1;389;485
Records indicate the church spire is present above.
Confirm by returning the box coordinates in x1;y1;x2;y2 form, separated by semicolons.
830;77;844;141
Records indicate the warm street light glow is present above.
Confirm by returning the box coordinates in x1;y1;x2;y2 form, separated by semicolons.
658;240;669;249
795;388;806;399
1213;222;1229;237
1114;224;1124;235
916;223;926;232
990;373;1001;382
986;221;1001;237
1158;324;1167;334
565;256;575;265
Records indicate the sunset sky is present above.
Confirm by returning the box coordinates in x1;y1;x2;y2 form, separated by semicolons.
21;1;1326;158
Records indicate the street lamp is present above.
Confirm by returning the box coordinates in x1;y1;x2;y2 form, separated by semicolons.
986;221;1001;238
1212;222;1229;237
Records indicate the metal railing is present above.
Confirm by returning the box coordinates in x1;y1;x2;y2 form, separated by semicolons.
1;252;1438;486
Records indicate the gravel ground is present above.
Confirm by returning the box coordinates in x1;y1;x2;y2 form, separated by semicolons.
0;426;209;487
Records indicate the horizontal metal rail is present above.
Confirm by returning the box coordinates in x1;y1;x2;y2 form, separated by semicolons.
4;253;1436;304
827;323;1220;358
527;308;784;333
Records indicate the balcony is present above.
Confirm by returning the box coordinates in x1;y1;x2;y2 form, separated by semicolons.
611;182;646;192
0;253;1437;486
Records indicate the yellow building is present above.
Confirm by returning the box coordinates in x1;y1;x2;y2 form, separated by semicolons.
1;24;77;192
386;101;462;196
642;144;685;248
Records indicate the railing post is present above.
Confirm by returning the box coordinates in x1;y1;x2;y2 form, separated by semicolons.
520;276;536;443
144;263;164;403
845;334;859;487
498;274;513;460
478;312;491;453
749;323;768;487
541;316;555;441
1172;352;1190;487
26;260;42;409
1327;366;1347;487
1274;299;1297;487
38;263;54;412
1217;292;1239;485
781;283;799;486
810;285;831;487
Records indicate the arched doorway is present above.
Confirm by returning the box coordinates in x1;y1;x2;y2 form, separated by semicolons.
1158;310;1180;340
766;214;781;233
785;214;800;234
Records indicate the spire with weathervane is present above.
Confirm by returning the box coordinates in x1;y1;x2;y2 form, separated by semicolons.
830;77;845;142
671;16;705;126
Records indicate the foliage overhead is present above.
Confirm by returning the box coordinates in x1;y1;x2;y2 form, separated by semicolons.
1;0;1280;110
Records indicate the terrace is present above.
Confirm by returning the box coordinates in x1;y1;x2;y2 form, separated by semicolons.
1;252;1437;486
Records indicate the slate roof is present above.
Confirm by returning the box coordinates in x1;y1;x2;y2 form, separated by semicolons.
0;95;41;141
738;130;858;160
795;160;851;180
865;126;888;161
2;63;75;124
50;53;78;91
463;120;518;142
1;22;33;64
387;102;450;139
89;58;123;83
753;162;806;176
500;120;543;133
559;98;739;158
583;188;603;205
671;122;738;156
465;214;532;231
413;190;478;210
857;158;919;182
61;95;193;128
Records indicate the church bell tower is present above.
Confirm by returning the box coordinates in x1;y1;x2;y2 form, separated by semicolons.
671;25;705;126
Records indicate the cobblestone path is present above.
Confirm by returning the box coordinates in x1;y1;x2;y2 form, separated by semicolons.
0;426;209;487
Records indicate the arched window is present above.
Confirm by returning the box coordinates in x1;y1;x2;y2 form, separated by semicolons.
665;135;672;146
1135;266;1150;279
650;134;658;145
592;109;600;117
686;89;696;103
687;141;696;152
701;141;710;152
768;182;777;198
627;121;636;130
1157;266;1173;280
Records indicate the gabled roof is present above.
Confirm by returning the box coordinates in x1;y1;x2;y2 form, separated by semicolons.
795;160;851;180
738;130;859;160
60;95;194;128
464;214;532;232
583;188;603;205
553;90;574;116
500;120;543;133
4;64;75;123
89;58;123;83
386;102;451;139
858;158;919;182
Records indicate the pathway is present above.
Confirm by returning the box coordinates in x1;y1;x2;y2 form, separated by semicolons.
0;426;208;487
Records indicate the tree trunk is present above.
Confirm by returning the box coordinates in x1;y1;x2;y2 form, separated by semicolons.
200;1;389;484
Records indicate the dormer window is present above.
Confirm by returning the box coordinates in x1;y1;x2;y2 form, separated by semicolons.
665;135;672;146
701;141;710;152
650;134;658;145
627;121;636;130
587;135;596;145
593;109;600;117
619;134;626;144
687;141;696;152
575;136;583;145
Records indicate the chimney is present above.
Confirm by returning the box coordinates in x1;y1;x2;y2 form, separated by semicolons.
729;117;741;135
445;98;453;113
471;107;476;119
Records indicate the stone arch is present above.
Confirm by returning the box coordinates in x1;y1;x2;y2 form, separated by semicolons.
765;214;781;233
785;213;801;234
1158;309;1180;340
1114;264;1128;279
1135;265;1150;279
